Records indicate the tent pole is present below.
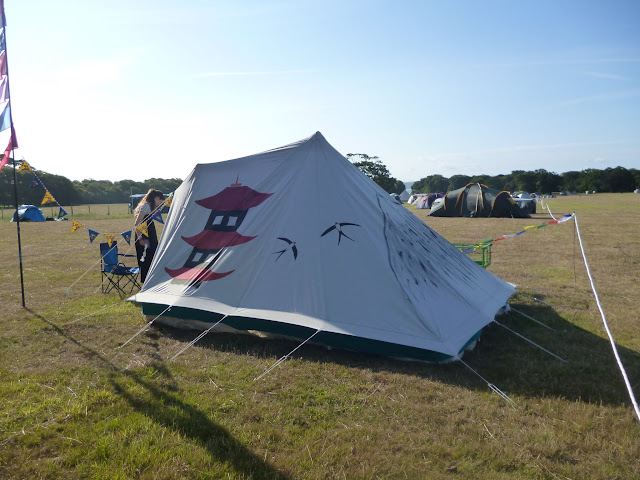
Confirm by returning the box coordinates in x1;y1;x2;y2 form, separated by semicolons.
11;155;26;307
3;5;26;308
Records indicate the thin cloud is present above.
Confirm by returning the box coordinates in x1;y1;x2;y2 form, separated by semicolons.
196;69;314;78
487;58;640;68
420;140;627;161
584;71;632;81
556;89;640;107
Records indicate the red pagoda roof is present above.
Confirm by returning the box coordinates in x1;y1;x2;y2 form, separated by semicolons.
196;185;272;211
181;231;257;249
165;267;234;282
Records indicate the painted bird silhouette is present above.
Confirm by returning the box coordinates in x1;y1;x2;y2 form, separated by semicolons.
273;237;298;261
321;222;360;244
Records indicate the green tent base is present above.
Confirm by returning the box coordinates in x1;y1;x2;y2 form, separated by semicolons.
140;303;482;363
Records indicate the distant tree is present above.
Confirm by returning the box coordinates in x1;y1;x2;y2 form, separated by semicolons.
448;174;472;191
534;169;562;194
561;171;582;192
602;166;635;192
412;175;449;194
347;153;400;193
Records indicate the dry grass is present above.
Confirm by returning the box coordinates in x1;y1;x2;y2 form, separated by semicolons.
0;196;639;479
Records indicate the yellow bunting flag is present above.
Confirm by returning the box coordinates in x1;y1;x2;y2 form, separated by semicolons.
71;220;83;232
165;195;173;207
137;221;148;238
105;234;116;247
523;225;538;231
41;191;56;205
18;160;33;172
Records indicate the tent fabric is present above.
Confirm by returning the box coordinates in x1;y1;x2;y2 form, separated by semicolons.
428;183;531;218
11;204;45;222
131;133;515;360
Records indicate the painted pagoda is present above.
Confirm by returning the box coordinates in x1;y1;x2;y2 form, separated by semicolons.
165;179;272;286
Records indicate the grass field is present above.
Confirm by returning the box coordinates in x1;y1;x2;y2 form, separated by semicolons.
1;195;639;479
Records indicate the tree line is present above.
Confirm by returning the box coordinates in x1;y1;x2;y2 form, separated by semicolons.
0;168;183;207
410;166;640;195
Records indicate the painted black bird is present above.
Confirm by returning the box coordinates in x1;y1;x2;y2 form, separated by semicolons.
321;222;360;244
273;237;298;261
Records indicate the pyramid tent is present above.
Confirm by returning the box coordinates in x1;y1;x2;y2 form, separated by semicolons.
132;133;515;362
429;183;530;218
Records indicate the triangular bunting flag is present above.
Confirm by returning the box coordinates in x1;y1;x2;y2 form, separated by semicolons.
136;221;148;238
30;177;43;189
105;234;116;247
19;160;33;172
41;191;56;205
71;220;83;232
58;207;68;218
121;230;132;245
165;195;173;207
151;210;164;224
88;229;99;243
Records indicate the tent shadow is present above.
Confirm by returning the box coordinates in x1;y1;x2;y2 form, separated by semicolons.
25;308;291;480
108;368;291;480
154;302;639;408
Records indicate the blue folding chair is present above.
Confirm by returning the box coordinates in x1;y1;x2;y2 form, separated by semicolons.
100;242;141;295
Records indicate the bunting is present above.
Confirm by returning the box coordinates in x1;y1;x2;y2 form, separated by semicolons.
71;220;83;232
18;159;32;172
58;207;68;218
121;230;132;245
41;191;56;205
30;177;43;189
88;229;99;243
150;210;164;224
105;234;116;247
136;221;148;238
486;214;574;246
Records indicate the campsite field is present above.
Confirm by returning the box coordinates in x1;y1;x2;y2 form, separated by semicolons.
1;194;639;479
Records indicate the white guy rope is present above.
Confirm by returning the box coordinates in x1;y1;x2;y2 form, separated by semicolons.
574;214;640;423
117;304;172;349
545;203;557;221
254;329;321;381
510;307;556;332
169;315;229;361
65;300;123;326
458;358;517;406
494;321;567;363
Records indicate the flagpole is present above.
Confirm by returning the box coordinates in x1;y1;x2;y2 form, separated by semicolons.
2;4;26;307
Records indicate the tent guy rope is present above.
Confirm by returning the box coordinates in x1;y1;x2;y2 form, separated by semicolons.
254;329;322;381
573;213;640;423
169;315;229;361
458;359;517;406
117;304;172;350
494;321;567;363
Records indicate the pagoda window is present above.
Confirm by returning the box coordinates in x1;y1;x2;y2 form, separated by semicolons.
184;248;221;269
205;209;248;232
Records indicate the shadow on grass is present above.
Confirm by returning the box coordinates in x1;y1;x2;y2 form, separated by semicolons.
152;302;640;408
26;308;291;480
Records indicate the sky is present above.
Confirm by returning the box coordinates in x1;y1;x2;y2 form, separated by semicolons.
2;0;639;183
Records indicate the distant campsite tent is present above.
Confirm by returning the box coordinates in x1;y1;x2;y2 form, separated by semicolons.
399;190;410;202
11;205;45;222
132;133;515;362
390;193;402;204
429;183;530;218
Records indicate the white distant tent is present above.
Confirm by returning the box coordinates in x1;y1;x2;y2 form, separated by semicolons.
132;132;514;362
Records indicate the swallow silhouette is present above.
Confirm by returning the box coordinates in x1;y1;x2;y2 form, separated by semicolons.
321;222;360;244
273;237;298;261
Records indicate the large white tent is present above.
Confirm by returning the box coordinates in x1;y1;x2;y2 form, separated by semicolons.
131;132;514;361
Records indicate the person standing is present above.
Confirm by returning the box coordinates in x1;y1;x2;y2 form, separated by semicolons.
134;189;164;282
